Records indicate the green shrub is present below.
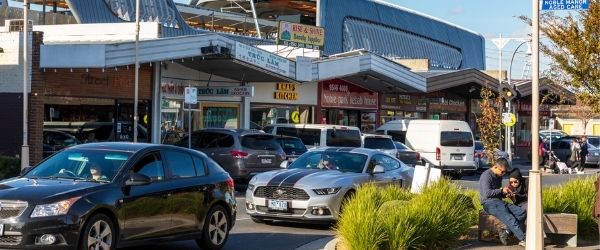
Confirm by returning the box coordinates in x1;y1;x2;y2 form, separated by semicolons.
542;176;598;240
463;189;483;225
0;156;20;180
336;179;476;250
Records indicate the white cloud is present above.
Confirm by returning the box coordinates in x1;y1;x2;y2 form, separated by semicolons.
448;6;464;15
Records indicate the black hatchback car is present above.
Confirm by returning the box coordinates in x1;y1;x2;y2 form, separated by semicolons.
0;142;236;250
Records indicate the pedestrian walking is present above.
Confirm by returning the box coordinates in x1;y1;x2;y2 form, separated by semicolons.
479;158;526;246
569;138;581;173
579;136;588;174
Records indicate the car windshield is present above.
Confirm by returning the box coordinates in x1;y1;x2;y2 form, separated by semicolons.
394;142;408;150
288;151;368;173
25;149;131;182
587;137;600;148
277;138;307;151
364;137;395;150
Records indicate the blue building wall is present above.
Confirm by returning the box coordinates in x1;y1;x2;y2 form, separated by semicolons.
319;0;486;70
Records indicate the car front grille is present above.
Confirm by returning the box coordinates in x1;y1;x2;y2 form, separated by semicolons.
0;200;28;219
256;206;306;215
0;236;22;245
254;186;310;200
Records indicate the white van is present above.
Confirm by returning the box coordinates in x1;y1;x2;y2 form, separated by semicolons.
262;124;362;148
375;119;411;143
405;120;475;177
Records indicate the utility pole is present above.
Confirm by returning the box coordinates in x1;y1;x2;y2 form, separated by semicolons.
21;0;29;170
526;0;544;248
133;0;140;142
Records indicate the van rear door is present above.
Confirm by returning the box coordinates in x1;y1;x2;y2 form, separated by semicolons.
439;131;475;169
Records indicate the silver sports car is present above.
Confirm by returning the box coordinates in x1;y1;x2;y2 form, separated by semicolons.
245;147;414;223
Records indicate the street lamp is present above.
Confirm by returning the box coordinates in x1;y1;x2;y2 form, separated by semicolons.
506;40;531;162
21;0;29;170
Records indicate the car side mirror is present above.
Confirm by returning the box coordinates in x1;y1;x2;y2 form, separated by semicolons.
280;161;289;169
20;166;33;176
125;173;152;186
371;165;385;175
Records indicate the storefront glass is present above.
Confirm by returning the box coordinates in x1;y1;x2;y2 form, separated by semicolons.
250;104;313;128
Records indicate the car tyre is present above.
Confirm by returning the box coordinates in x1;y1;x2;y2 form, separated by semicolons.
79;213;116;250
197;205;231;250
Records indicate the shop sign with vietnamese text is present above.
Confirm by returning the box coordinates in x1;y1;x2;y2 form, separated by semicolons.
235;42;290;77
161;79;254;98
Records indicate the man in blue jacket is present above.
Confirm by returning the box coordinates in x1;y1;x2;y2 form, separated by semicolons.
479;158;526;246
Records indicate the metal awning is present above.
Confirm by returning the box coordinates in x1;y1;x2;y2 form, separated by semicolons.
40;33;297;83
418;69;516;98
312;52;427;93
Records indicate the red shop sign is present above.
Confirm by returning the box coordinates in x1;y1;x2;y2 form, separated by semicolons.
320;79;378;109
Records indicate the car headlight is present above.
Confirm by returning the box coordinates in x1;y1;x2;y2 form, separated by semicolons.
313;187;341;195
247;184;255;192
31;197;81;218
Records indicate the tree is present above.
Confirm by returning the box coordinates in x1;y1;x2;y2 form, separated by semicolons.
521;1;600;111
477;87;503;164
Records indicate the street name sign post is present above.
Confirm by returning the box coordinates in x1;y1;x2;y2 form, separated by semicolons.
542;0;589;10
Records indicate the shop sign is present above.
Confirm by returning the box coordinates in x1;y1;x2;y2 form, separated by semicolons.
381;94;424;111
162;81;254;98
277;21;325;51
274;83;299;101
321;80;378;109
428;98;467;112
517;103;551;115
235;42;290;76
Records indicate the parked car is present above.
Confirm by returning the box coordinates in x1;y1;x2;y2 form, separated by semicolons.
246;147;413;223
405;120;476;179
2;142;236;249
539;130;567;142
374;119;411;143
43;129;82;158
176;128;286;183
550;136;600;167
275;135;308;163
474;140;509;170
361;134;398;157
393;141;420;167
262;124;362;149
43;121;149;142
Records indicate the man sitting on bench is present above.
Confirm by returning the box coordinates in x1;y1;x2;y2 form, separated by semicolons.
479;158;526;246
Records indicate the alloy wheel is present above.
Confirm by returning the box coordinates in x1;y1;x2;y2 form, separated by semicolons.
87;220;112;250
208;210;228;246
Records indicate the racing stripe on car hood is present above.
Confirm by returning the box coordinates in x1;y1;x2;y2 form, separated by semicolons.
267;169;302;186
279;169;320;187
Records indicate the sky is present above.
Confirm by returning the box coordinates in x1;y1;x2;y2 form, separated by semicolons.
390;0;541;77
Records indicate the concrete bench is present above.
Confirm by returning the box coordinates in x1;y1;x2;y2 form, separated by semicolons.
478;211;578;247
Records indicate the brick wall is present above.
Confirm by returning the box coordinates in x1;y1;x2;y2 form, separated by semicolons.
29;31;43;165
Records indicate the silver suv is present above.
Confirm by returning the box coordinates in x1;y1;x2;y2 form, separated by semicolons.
176;129;286;182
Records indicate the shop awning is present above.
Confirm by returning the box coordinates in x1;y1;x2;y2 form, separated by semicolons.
40;33;297;83
513;78;576;104
418;69;516;98
312;51;427;93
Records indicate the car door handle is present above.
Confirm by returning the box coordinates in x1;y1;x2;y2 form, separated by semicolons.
161;193;171;199
199;186;208;191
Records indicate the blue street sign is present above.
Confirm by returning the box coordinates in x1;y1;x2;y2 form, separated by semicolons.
542;0;590;10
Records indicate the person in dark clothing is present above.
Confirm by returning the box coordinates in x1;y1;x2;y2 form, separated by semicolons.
479;158;526;246
508;168;528;211
579;136;588;174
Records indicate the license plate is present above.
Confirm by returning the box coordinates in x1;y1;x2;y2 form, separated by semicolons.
454;155;463;160
261;158;273;164
268;200;288;211
595;153;599;156
0;224;3;236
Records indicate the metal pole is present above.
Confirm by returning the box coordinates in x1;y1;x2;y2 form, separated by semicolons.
249;0;261;38
133;0;140;142
526;0;544;247
21;0;29;170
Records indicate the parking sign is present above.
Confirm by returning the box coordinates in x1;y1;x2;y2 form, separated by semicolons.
184;87;197;104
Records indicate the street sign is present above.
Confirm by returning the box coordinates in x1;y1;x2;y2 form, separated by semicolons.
184;87;197;104
502;113;517;127
542;0;589;10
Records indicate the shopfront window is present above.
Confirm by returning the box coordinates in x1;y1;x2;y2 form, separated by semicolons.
251;104;313;127
203;106;239;129
44;98;151;145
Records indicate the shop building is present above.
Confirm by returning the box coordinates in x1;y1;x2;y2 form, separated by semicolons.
318;79;379;131
248;82;318;127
